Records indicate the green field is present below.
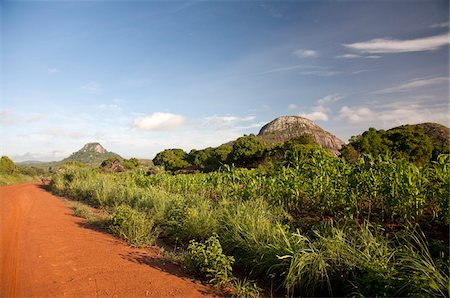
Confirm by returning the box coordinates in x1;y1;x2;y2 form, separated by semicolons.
50;151;449;297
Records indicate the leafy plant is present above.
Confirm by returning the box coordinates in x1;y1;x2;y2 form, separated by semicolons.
185;234;235;285
109;205;159;247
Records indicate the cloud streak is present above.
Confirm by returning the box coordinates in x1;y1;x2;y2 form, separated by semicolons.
82;82;103;94
343;33;449;54
293;48;319;58
374;77;448;94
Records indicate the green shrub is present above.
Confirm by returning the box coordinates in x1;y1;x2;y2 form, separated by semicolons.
109;205;159;247
72;204;95;221
180;197;218;241
186;234;235;285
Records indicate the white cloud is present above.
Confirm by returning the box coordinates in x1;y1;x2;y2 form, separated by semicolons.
260;64;304;74
82;82;103;94
98;103;121;111
336;54;361;59
133;112;188;131
300;105;329;122
293;48;319;58
338;106;375;123
374;77;448;94
338;102;449;127
11;151;68;163
0;109;43;125
336;54;382;59
288;104;299;110
318;94;343;105
430;22;449;28
299;70;340;77
300;110;328;121
47;68;60;74
343;33;450;54
36;128;86;139
205;115;256;128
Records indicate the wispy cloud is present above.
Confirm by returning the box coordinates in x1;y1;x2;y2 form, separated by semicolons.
343;33;449;54
336;54;381;59
288;104;299;110
11;150;68;163
261;64;338;76
430;22;449;29
338;106;375;123
204;115;256;129
0;109;44;125
318;94;343;105
338;102;449;127
82;81;103;94
47;68;60;74
298;69;340;77
298;93;343;122
37;128;86;139
98;103;122;111
374;77;448;94
133;112;188;131
293;48;319;58
300;107;329;122
260;64;305;74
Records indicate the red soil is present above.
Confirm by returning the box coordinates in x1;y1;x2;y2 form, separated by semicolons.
0;183;218;297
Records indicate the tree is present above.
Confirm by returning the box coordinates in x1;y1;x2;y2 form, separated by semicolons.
230;135;267;168
0;156;17;174
153;149;190;171
123;157;139;170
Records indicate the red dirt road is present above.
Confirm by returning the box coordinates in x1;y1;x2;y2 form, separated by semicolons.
0;183;217;297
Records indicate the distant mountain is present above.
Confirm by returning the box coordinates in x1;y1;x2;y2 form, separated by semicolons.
62;142;122;166
257;116;344;156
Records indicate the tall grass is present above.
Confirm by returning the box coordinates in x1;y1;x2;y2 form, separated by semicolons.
49;154;449;297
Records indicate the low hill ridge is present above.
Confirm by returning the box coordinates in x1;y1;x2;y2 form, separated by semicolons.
257;116;344;155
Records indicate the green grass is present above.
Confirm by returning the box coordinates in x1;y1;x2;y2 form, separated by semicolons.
0;173;39;186
49;154;449;297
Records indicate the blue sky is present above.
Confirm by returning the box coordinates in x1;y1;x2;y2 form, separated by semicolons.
1;0;449;161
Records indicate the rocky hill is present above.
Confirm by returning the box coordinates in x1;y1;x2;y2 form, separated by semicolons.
257;116;344;155
62;142;122;166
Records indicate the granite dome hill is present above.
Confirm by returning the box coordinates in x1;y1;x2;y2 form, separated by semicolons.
62;142;122;166
257;116;344;156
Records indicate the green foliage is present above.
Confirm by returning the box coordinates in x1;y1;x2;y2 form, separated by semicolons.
72;203;96;222
186;234;235;285
343;126;436;164
230;135;267;168
109;205;159;247
153;148;191;171
50;152;449;297
123;157;139;169
214;145;232;164
0;156;17;174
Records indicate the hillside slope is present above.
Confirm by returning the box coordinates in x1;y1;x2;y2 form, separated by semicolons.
62;143;122;166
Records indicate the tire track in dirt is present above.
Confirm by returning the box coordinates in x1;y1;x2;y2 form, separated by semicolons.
0;183;218;297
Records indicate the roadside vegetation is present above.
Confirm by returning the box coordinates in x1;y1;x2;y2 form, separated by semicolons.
49;129;449;297
0;156;45;186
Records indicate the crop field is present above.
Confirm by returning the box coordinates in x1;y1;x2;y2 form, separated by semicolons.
50;152;449;297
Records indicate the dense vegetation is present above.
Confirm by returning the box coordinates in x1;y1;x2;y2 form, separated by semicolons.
0;155;45;186
50;147;449;297
341;125;449;164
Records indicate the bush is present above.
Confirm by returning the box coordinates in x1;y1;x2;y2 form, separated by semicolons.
186;234;235;285
109;205;159;247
